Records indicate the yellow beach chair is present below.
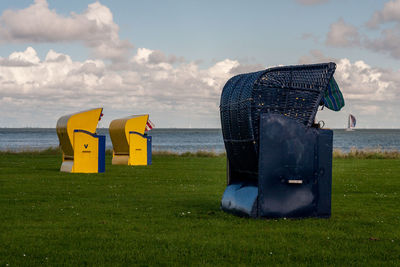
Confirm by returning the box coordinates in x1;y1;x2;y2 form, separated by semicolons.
109;114;153;166
56;108;105;173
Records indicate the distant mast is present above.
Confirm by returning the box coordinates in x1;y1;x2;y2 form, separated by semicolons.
346;114;356;131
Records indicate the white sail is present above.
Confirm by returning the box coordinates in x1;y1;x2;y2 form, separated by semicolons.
346;114;356;131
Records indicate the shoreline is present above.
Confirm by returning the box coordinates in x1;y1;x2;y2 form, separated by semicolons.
2;146;400;159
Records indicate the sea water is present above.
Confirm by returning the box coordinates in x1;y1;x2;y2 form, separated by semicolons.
0;128;400;153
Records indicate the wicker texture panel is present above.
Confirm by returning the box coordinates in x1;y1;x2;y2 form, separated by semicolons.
220;71;266;174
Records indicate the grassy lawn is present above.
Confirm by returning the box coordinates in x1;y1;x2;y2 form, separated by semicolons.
0;152;399;266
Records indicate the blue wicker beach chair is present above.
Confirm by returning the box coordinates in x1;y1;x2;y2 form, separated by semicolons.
220;62;342;218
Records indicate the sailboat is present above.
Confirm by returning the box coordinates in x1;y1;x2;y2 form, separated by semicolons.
346;114;356;131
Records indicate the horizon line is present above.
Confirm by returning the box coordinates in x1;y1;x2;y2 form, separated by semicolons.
1;127;400;130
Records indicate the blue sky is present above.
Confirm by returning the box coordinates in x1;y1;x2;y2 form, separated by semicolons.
0;0;400;128
0;0;389;65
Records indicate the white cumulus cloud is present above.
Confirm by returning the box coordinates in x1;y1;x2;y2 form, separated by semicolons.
300;50;400;127
325;1;400;59
326;18;360;47
367;0;400;28
0;0;132;61
0;47;242;127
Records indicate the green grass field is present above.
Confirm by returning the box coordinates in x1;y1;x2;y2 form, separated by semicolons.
0;152;399;266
